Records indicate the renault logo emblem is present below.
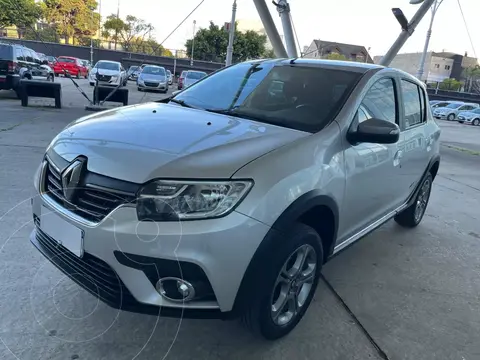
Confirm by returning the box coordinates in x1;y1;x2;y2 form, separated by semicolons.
61;159;84;202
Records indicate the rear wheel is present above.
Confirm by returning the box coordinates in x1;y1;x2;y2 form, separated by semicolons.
241;223;323;340
48;74;54;82
76;72;80;79
395;173;433;228
447;113;455;121
473;119;480;126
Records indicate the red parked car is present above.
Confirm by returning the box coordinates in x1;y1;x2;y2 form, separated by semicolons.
177;70;187;90
53;56;88;79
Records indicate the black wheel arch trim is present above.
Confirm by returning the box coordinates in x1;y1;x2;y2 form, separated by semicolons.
229;191;339;318
406;154;440;208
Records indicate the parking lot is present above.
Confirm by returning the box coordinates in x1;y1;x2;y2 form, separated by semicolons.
0;78;479;360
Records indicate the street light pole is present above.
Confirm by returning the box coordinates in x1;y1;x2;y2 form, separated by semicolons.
275;0;298;58
190;20;196;66
416;0;443;81
379;0;436;67
225;0;237;66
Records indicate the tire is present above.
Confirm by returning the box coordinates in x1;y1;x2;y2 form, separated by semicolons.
55;73;59;77
241;223;323;340
394;173;433;228
48;74;54;82
90;82;94;87
447;113;455;121
473;119;480;126
138;87;142;92
76;72;80;79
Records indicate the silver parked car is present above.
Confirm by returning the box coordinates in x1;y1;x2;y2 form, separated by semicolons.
457;107;480;126
433;102;479;121
89;60;127;87
137;65;168;93
30;59;440;340
166;69;173;85
183;70;207;88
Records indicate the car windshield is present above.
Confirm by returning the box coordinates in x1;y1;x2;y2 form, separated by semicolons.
58;57;75;63
187;71;207;80
142;66;165;75
171;61;363;133
47;56;55;62
471;108;480;114
446;103;462;109
96;62;120;71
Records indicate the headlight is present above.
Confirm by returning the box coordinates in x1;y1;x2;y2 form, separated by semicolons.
136;180;253;221
111;76;118;81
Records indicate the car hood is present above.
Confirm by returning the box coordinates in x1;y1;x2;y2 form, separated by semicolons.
140;74;166;82
434;107;453;113
91;69;120;76
46;102;308;183
458;111;477;118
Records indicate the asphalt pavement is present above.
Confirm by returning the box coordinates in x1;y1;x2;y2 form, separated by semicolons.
0;79;479;360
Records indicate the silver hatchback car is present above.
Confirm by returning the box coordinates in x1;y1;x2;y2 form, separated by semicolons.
31;59;440;340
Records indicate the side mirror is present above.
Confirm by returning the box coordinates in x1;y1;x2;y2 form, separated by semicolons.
348;118;400;144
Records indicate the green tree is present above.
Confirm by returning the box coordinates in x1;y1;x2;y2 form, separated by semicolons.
120;15;154;52
24;25;59;42
41;0;99;44
462;65;480;93
185;21;268;63
439;78;462;91
263;48;275;58
325;52;348;61
102;14;124;50
0;0;42;38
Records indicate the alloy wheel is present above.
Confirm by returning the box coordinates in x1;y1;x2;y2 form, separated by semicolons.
414;178;431;223
473;119;480;126
270;244;317;326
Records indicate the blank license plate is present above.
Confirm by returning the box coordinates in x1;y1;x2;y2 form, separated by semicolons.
40;206;84;257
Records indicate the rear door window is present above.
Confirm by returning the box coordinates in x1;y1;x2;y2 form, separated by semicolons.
15;47;25;61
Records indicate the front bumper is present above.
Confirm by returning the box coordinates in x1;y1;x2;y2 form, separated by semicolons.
31;193;270;316
137;82;168;91
434;113;448;119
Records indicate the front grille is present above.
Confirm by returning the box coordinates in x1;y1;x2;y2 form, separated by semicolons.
98;74;112;82
35;226;138;309
144;82;159;87
44;160;136;223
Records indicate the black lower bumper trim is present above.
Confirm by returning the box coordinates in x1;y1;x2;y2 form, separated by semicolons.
30;227;226;320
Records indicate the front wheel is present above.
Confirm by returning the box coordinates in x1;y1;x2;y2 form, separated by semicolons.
473;119;480;126
242;223;323;340
447;113;455;121
48;74;54;82
395;173;433;228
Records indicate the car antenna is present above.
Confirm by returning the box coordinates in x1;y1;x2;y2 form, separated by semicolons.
290;58;298;64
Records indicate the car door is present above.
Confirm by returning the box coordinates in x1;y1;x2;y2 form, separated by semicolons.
397;79;431;200
340;77;405;239
457;104;476;114
31;50;48;80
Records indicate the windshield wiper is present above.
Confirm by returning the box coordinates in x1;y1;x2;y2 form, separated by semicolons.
168;98;200;109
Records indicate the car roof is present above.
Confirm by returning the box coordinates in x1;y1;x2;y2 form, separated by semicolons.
58;56;76;59
97;60;120;64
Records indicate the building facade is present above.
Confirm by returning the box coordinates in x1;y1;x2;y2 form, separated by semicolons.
373;51;478;83
303;39;373;63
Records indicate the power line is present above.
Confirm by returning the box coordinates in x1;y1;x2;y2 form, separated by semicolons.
289;12;302;56
144;0;205;58
456;0;477;59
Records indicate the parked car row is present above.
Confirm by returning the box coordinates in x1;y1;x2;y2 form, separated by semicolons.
430;100;480;125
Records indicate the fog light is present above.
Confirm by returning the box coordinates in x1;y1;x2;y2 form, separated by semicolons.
156;277;196;302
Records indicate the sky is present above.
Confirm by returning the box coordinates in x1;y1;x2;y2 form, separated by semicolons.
99;0;480;58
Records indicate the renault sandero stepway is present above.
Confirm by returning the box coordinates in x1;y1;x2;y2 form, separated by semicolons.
31;59;440;340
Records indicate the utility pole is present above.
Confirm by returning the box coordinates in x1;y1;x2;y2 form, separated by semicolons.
274;0;297;57
190;20;196;66
379;0;436;67
225;0;237;66
252;0;287;58
416;0;443;81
